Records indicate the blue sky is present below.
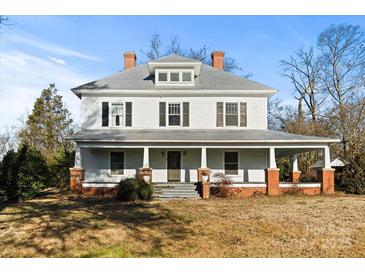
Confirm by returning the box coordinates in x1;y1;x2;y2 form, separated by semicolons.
1;15;365;130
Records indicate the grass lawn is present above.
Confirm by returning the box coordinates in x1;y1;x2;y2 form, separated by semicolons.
0;190;364;258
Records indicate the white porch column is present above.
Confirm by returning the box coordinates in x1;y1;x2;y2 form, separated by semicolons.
143;147;150;168
323;146;331;169
269;147;277;169
292;154;299;172
201;147;207;168
74;145;82;167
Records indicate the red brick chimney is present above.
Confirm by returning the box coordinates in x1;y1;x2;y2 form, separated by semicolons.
211;51;224;70
124;51;136;70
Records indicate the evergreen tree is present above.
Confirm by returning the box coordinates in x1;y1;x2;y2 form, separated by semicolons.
18;84;74;163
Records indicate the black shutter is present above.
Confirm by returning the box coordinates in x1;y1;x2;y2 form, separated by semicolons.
102;102;109;127
240;102;247;127
126;102;132;127
183;102;189;127
159;102;166;127
216;102;223;127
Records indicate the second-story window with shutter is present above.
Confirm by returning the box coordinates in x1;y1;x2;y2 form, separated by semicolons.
225;102;238;126
159;102;166;127
102;102;109;127
168;103;181;126
111;103;124;127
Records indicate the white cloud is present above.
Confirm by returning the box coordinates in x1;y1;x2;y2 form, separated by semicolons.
7;33;101;61
50;57;66;65
0;50;94;129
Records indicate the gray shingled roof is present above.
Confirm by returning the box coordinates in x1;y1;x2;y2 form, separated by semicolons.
149;54;201;63
71;54;275;95
69;129;339;143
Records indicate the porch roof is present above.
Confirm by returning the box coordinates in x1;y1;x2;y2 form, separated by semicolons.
69;129;340;144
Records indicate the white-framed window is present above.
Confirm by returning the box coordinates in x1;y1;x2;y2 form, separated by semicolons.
155;69;194;85
224;151;239;175
157;72;168;82
168;103;181;126
110;102;124;127
110;151;124;175
225;102;238;126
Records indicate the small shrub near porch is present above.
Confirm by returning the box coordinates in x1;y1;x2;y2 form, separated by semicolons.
117;177;152;201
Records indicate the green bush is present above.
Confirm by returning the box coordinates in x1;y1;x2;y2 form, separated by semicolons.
117;177;152;201
340;157;365;194
138;181;152;200
0;144;49;201
49;148;75;189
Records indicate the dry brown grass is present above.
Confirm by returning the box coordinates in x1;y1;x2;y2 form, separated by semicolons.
0;190;364;257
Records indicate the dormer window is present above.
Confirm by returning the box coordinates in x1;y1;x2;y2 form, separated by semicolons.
155;69;194;85
158;72;168;82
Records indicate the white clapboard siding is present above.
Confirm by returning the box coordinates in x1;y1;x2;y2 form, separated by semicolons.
81;95;268;130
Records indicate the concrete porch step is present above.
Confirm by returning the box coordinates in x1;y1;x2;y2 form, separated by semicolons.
152;182;200;200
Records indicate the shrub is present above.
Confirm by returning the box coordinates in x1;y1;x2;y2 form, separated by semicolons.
138;181;152;200
117;178;139;201
212;172;233;197
49;148;75;189
0;144;49;201
340;157;365;194
117;177;152;201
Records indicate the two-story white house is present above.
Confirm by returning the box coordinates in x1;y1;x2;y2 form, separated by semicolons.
69;51;339;198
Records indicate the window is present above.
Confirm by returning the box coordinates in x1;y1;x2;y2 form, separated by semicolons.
110;152;124;175
158;72;167;82
224;152;238;175
182;72;192;82
225;102;238;126
168;103;181;126
155;69;194;85
111;103;124;127
170;72;179;82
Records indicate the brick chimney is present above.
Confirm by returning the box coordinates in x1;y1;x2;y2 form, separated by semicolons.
211;51;224;70
124;51;136;70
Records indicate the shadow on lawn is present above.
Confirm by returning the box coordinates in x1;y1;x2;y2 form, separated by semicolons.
0;191;194;257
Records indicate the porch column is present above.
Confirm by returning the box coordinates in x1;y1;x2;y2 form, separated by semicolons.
319;146;335;194
289;154;301;183
143;146;150;168
74;145;82;167
266;147;280;196
198;147;210;199
69;144;84;194
201;147;207;168
139;147;152;183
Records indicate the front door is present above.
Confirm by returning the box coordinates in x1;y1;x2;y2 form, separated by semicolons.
167;151;181;182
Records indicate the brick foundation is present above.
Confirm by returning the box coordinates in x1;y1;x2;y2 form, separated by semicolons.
265;168;280;196
69;167;85;194
280;186;321;195
221;187;267;197
82;187;117;197
319;168;335;194
138;167;152;183
289;171;301;183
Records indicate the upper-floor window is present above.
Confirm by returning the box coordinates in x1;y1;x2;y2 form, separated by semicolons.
225;102;238;126
168;103;181;126
111;103;124;127
156;69;194;85
216;102;247;128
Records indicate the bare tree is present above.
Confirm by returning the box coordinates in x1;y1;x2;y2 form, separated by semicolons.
280;47;323;122
141;32;251;76
0;126;18;159
317;24;365;154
